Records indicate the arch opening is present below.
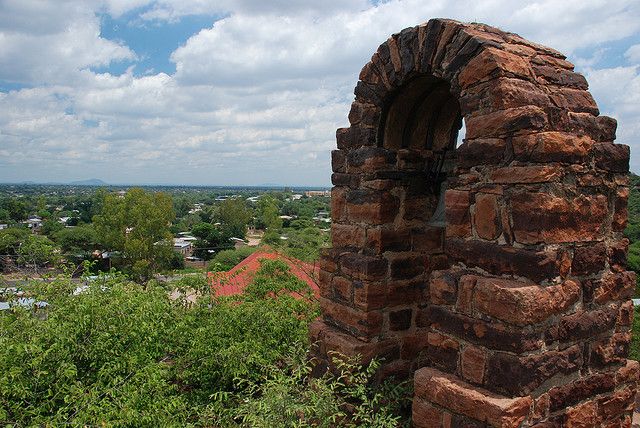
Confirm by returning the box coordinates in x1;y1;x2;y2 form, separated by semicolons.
379;76;463;227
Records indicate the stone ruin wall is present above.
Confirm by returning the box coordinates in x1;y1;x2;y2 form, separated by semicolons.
310;18;639;427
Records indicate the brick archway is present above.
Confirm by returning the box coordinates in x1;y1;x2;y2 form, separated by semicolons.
311;18;638;426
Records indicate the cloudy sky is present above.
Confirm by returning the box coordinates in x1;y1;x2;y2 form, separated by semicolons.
0;0;639;186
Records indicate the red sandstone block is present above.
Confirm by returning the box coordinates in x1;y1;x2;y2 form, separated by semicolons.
317;320;399;363
617;300;634;327
400;331;430;360
331;223;366;250
456;275;476;315
365;226;411;254
572;243;607;276
411;226;444;253
474;277;579;326
473;193;500;240
511;132;594;164
331;187;347;222
456;138;507;168
593;142;629;172
591;332;631;367
609;239;629;273
429;271;458;305
445;189;472;238
593;271;636;304
597;385;636;420
565;400;600;428
413;367;532;427
346;190;400;225
616;359;640;385
331;275;353;304
510;191;608;244
388;254;425;280
485;345;582;396
389;308;412;331
489;165;562;184
446;238;568;283
346;147;396;173
319;297;383;339
352;280;387;311
614;186;630;232
461;345;487;385
460;78;550;117
548;87;599;115
412;398;444;428
547;372;616;412
348;101;381;127
465;106;547;139
339;253;388;281
532;64;588;89
458;47;533;88
385;280;424;307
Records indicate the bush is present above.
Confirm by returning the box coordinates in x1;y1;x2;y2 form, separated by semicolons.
0;264;411;426
208;246;256;271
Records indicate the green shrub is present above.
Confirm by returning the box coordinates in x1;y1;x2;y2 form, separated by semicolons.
208;246;256;271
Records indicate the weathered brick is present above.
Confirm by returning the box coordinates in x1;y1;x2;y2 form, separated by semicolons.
346;189;400;225
446;239;567;282
389;254;425;280
421;305;543;353
465;106;547;139
365;226;411;254
512;132;594;164
486;345;582;395
547;373;616;412
489;165;562;184
473;193;500;240
474;277;580;326
510;192;608;244
320;297;383;339
593;143;630;172
412;398;443;428
458;47;533;88
331;223;365;250
545;305;618;344
592;271;636;304
414;367;532;428
339;253;388;281
331;149;346;173
429;271;458;305
591;332;631;367
445;190;471;237
411;226;444;253
565;401;600;428
572;243;607;276
389;308;412;331
461;345;487;384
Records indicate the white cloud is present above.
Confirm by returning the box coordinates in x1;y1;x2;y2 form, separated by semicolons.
0;0;639;184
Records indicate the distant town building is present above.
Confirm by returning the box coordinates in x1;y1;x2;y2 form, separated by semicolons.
304;190;331;197
173;238;194;256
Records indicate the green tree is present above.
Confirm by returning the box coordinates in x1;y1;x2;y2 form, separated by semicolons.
216;198;252;239
17;235;60;268
255;195;282;230
93;188;175;282
191;222;232;260
54;224;97;254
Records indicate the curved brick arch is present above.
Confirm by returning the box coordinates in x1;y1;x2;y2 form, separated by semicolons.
312;18;638;426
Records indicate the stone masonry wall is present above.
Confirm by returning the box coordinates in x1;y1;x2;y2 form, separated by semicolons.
310;18;639;427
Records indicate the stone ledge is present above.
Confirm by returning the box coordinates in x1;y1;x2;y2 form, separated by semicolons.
414;366;532;428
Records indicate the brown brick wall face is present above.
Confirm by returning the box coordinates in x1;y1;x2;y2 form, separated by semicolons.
311;18;637;427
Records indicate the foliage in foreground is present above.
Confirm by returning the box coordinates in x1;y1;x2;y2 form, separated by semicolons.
0;262;409;427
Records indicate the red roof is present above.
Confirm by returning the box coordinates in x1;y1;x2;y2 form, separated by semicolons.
207;250;320;298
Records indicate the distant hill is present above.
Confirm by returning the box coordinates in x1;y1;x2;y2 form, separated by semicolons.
69;179;108;186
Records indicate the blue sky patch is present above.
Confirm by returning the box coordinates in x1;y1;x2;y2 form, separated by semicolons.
95;8;222;76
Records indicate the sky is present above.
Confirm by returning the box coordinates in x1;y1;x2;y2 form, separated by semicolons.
0;0;639;186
